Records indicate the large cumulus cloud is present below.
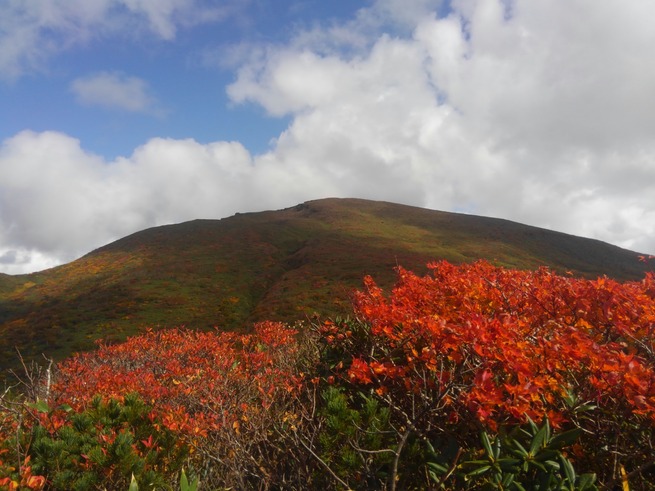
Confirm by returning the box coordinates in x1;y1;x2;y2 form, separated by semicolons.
229;0;655;252
0;131;255;274
2;0;655;274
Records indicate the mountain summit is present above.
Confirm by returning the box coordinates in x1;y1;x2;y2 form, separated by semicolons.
0;198;650;374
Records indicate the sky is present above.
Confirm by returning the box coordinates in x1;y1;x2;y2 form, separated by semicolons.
1;0;655;275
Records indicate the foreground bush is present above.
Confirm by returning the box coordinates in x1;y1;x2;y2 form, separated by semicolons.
50;321;318;488
320;260;655;488
1;260;654;489
30;394;187;490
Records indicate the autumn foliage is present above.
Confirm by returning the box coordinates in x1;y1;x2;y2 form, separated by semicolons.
333;261;655;424
1;259;655;489
53;322;305;433
50;321;315;487
321;260;655;487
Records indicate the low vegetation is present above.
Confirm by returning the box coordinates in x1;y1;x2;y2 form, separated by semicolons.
1;259;654;489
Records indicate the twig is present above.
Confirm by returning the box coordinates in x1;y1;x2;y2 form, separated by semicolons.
298;436;352;490
43;355;53;403
390;428;411;491
435;447;463;488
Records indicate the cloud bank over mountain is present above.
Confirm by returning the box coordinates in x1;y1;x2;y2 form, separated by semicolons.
1;0;655;274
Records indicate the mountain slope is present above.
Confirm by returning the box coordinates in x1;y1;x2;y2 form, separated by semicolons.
0;198;651;375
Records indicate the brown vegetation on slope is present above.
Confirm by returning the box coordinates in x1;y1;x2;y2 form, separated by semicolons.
0;198;651;375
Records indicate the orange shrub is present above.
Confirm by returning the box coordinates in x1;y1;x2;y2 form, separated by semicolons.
321;260;655;484
332;260;655;426
53;322;303;432
50;321;314;487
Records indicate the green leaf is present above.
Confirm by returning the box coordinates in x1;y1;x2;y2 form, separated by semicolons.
481;431;494;460
527;460;548;473
560;455;576;485
529;421;549;455
548;428;581;449
534;449;559;462
562;389;577;408
497;458;522;472
577;473;597;490
427;462;449;474
526;416;539;435
128;474;139;491
508;439;529;458
462;459;494;467
28;399;50;413
467;465;492;477
501;472;516;487
493;434;501;460
180;469;199;491
543;459;560;472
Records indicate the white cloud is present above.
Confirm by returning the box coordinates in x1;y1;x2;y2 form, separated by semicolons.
70;72;161;114
0;130;257;272
228;0;655;253
3;0;655;274
0;0;240;79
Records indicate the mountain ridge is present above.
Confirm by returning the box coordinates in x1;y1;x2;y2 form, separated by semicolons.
0;197;651;375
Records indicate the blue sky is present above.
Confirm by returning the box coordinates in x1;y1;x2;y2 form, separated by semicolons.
0;1;364;159
1;0;655;274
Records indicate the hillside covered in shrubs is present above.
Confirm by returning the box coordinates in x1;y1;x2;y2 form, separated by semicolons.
1;260;655;490
1;198;651;377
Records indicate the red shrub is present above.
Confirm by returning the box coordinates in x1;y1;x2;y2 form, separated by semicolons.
52;322;306;446
324;260;655;429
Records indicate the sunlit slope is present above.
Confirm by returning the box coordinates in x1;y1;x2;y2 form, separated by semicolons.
0;198;650;374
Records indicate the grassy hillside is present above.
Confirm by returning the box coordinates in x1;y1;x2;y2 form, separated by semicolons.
0;198;651;376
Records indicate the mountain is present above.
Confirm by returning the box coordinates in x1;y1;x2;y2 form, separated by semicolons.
0;198;651;376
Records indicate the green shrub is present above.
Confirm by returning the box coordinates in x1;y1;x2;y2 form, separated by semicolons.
29;393;189;490
427;418;597;490
316;385;429;489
